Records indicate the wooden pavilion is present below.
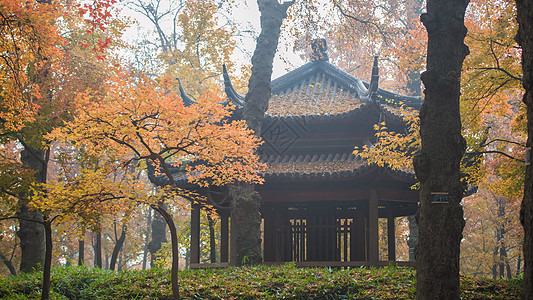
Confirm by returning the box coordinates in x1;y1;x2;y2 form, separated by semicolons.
148;39;422;268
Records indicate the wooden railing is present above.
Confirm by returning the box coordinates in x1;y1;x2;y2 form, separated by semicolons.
189;260;416;269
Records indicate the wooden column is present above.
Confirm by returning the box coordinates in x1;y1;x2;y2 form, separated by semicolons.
368;190;379;265
350;203;366;261
220;210;229;263
262;205;276;262
190;204;201;264
387;215;396;262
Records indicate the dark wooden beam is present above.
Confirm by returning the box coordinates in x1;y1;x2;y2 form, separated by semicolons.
259;187;418;204
368;190;379;265
262;205;275;262
351;203;366;261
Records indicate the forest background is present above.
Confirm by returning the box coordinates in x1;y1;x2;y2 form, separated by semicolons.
0;0;524;283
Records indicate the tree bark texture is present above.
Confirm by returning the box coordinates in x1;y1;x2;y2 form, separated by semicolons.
414;1;469;299
78;239;84;266
230;0;293;267
243;0;293;133
229;184;262;265
516;0;533;297
17;148;46;273
94;231;102;268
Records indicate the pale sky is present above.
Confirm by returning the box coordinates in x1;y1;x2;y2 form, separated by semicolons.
119;0;305;79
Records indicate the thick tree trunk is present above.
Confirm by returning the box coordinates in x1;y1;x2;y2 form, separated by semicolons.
414;0;469;299
94;231;102;268
109;225;127;271
229;184;262;265
229;0;293;267
17;148;47;273
515;0;533;297
151;204;180;300
78;239;85;266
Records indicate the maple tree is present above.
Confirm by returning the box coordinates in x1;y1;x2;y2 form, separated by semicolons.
0;0;125;280
29;167;144;300
49;66;264;299
125;0;246;261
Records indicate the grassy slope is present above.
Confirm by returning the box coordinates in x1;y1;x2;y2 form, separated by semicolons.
0;264;521;299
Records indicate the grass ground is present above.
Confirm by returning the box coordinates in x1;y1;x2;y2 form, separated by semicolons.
0;264;522;299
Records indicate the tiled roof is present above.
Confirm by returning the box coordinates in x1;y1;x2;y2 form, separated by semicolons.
221;58;422;120
260;152;415;181
266;72;364;118
147;153;416;187
262;153;363;175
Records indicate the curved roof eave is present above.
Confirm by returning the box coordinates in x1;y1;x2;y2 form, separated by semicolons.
222;64;245;107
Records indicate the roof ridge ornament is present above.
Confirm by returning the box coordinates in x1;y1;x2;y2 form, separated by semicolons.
310;38;328;62
359;56;380;103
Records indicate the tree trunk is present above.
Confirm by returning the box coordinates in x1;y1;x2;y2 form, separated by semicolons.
515;0;533;297
414;0;470;299
17;148;47;273
0;252;16;276
78;239;85;266
94;231;102;268
504;245;512;279
517;253;522;276
207;214;217;263
110;225;127;271
41;220;52;300
229;0;293;267
148;202;167;266
229;184;262;265
151;204;180;300
493;243;500;280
